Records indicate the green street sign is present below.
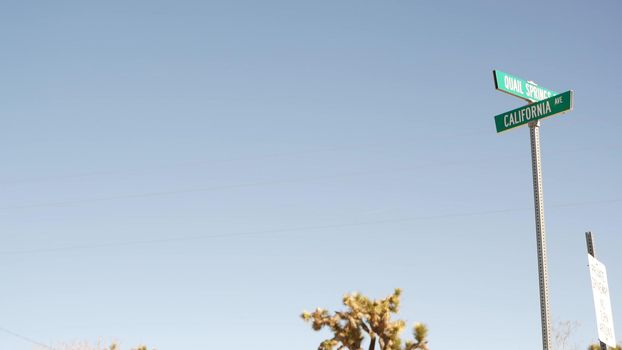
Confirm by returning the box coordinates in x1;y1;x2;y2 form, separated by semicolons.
493;70;557;102
494;90;573;133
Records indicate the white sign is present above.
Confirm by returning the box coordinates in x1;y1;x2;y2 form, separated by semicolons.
588;254;617;347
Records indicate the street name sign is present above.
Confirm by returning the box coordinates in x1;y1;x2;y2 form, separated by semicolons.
588;254;617;347
493;71;575;350
493;70;557;102
494;90;573;133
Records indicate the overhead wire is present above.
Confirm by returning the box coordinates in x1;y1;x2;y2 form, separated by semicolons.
0;127;489;187
0;155;496;211
0;143;362;186
1;197;620;256
2;126;613;187
0;326;56;350
1;138;618;212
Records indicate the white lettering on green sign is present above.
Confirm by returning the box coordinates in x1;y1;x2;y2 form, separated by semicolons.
526;83;553;101
503;75;524;95
494;70;557;102
503;100;554;128
494;91;573;133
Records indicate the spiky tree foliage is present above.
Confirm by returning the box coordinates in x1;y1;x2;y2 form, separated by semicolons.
34;342;152;350
301;289;428;350
588;344;622;350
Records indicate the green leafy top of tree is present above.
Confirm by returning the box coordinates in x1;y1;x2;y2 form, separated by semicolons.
301;288;428;350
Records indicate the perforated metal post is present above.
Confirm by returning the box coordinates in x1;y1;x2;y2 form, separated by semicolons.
585;231;608;350
529;120;552;350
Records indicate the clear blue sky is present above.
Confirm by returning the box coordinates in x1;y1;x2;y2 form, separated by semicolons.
1;1;621;349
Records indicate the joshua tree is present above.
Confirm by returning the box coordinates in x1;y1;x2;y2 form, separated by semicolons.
301;288;428;350
588;344;622;350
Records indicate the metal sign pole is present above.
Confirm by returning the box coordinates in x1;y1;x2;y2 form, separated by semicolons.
493;70;575;350
529;120;552;350
585;231;609;350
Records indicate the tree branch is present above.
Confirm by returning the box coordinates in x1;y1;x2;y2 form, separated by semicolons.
360;320;371;334
368;335;376;350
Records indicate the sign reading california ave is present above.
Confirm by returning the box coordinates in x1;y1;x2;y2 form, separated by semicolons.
494;90;573;133
493;70;557;102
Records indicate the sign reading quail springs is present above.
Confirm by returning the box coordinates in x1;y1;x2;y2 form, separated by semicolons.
493;70;558;102
494;90;573;133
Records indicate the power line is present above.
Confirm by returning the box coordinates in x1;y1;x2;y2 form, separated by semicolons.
0;207;527;255
1;132;615;187
0;144;359;186
1;197;620;256
1;139;617;212
0;129;491;186
0;156;498;211
0;326;56;350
